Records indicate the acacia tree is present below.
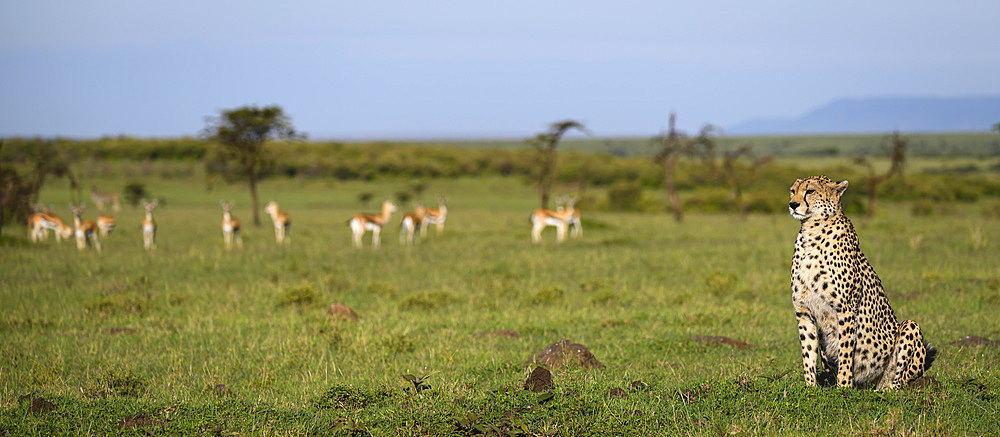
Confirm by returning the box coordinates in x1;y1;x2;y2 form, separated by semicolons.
528;120;589;209
202;105;302;226
0;139;78;235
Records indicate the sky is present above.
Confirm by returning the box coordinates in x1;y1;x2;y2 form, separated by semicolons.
2;1;999;140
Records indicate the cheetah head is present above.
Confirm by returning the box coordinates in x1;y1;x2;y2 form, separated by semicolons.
788;175;848;221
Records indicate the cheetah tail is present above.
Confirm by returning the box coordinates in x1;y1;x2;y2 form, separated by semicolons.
924;342;937;372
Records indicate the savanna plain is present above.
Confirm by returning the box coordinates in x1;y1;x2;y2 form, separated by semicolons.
2;136;1000;436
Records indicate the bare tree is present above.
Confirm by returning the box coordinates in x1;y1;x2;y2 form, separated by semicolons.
651;113;687;222
854;131;909;218
651;114;720;222
885;131;908;182
722;145;772;220
528;120;589;209
202;105;303;226
854;157;882;219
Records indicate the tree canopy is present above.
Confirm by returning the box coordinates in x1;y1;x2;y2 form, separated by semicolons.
202;105;302;225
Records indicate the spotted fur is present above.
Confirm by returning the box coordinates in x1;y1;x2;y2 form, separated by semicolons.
789;175;935;390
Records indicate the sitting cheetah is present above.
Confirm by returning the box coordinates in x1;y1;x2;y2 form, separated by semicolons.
788;176;935;390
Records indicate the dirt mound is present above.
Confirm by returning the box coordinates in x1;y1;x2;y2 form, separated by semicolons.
523;366;553;392
691;335;752;349
28;397;54;414
527;339;605;370
119;412;162;430
948;335;999;347
107;326;136;335
327;303;359;321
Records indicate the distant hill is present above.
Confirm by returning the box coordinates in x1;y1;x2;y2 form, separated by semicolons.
728;96;1000;135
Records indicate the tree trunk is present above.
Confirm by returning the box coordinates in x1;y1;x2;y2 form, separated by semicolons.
664;159;683;223
734;184;747;220
539;146;557;209
248;170;261;226
866;177;878;219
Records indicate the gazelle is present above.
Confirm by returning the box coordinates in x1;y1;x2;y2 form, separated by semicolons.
28;212;63;242
264;201;291;245
530;196;576;244
564;205;582;238
399;204;425;245
349;199;397;248
221;201;243;250
420;197;447;237
71;204;101;251
28;212;49;242
46;212;74;242
91;186;121;212
141;200;158;250
97;215;116;237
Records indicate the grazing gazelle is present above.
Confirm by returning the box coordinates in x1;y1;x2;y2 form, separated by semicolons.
90;186;121;212
530;196;576;244
27;212;49;242
349;199;397;248
220;201;243;250
28;205;73;243
96;214;116;237
70;204;101;251
264;201;291;245
420;197;447;237
399;204;425;245
141;200;158;250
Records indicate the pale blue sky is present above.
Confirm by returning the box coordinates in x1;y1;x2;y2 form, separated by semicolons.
2;1;998;139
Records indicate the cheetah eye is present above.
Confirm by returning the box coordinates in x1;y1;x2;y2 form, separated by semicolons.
805;189;815;195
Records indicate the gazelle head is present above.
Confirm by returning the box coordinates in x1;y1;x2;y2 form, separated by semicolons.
221;200;234;213
382;200;398;214
70;203;84;218
264;200;279;216
141;199;158;213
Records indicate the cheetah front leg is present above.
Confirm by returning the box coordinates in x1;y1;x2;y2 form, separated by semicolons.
878;320;930;390
836;310;857;387
795;310;820;386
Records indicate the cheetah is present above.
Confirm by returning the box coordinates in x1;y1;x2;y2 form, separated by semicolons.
788;176;935;390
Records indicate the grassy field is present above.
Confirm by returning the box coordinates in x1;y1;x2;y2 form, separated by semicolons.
2;173;999;435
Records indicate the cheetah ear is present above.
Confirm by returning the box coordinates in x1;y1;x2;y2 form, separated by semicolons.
834;180;849;197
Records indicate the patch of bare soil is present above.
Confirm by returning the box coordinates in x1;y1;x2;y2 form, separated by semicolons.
606;388;627;399
948;335;999;347
523;367;553;392
107;326;136;335
119;412;163;430
691;335;752;349
28;397;55;414
327;303;359;321
527;339;605;370
475;329;520;338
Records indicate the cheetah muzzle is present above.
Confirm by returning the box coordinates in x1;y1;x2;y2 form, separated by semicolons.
788;176;935;390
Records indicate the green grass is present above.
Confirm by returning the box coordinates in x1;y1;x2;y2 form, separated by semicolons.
2;175;999;435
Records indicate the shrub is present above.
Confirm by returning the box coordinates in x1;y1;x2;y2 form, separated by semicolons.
606;182;644;211
279;284;319;307
123;182;148;208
